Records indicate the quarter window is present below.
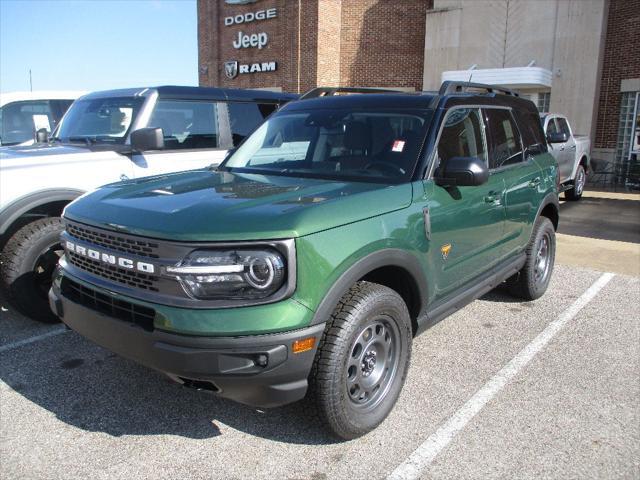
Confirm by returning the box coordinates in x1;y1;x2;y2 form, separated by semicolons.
436;108;487;169
149;100;219;150
485;109;523;169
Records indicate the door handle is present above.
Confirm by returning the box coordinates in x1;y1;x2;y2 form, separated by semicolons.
570;145;576;150
484;191;502;204
528;177;541;188
120;174;130;181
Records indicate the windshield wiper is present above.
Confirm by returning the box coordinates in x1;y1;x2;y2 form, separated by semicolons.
67;136;95;146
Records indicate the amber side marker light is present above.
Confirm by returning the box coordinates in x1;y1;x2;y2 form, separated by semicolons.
292;337;316;354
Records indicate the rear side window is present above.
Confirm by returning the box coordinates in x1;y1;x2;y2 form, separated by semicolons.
149;100;219;150
513;110;548;156
228;102;278;146
436;108;487;168
485;109;523;169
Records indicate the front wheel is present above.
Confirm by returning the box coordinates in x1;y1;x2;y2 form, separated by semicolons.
1;217;64;323
507;216;556;301
565;164;586;201
307;281;412;440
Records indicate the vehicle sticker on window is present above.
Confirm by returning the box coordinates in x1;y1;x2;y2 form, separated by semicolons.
392;140;405;152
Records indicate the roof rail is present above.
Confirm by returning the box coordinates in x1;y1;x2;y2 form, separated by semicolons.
438;81;520;97
300;86;403;100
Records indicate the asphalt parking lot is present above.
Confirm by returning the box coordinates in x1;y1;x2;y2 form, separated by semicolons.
1;193;639;479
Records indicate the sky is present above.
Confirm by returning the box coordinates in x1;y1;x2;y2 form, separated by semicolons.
0;0;198;93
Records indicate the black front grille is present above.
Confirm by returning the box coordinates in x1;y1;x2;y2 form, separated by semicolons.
66;222;160;259
61;277;155;331
67;252;160;292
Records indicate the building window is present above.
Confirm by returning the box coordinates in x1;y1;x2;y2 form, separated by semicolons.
536;92;551;113
615;91;640;189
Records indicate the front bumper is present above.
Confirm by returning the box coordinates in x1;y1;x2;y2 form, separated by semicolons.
49;272;324;408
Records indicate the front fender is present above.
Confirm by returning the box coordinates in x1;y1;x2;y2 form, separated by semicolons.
0;188;84;235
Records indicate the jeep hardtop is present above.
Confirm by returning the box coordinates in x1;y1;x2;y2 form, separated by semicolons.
50;82;559;439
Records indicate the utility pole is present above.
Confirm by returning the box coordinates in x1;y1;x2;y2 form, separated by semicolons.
29;69;33;92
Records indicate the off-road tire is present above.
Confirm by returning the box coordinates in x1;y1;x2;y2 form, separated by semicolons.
507;216;555;301
307;281;412;440
1;217;64;323
565;164;586;201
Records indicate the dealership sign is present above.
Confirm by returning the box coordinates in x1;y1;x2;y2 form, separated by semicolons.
223;5;278;79
224;60;277;79
224;8;277;26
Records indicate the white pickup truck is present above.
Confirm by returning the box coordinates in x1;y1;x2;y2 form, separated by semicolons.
540;113;591;201
0;86;296;322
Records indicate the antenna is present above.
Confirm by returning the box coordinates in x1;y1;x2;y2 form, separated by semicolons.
29;69;33;92
465;73;473;92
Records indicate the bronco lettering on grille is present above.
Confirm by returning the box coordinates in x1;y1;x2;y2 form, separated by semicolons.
65;241;156;274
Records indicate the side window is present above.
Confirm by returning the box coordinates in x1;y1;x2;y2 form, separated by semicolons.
227;102;277;146
546;118;558;135
436;108;487;169
0;100;54;145
556;117;571;137
485;108;523;169
149;100;218;150
513;110;548;156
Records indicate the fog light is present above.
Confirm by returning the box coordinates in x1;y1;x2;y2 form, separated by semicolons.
292;337;316;354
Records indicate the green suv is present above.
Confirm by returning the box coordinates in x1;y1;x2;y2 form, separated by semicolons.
49;82;559;439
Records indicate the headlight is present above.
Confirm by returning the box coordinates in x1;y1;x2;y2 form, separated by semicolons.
165;249;286;300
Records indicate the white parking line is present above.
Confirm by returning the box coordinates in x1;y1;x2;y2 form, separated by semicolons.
0;325;68;354
388;272;615;480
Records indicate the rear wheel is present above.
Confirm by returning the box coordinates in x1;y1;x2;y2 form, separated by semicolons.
507;216;555;301
1;217;64;323
307;281;412;440
565;164;586;201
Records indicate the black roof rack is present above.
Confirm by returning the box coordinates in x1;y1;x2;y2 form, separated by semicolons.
300;86;403;100
438;81;520;97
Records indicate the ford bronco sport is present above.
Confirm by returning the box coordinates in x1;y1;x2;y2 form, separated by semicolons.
49;82;559;439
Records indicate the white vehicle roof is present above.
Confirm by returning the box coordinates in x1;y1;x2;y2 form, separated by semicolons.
0;91;87;108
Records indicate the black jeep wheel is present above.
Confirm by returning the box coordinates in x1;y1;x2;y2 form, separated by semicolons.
307;281;412;440
1;217;64;323
565;164;586;201
507;216;556;301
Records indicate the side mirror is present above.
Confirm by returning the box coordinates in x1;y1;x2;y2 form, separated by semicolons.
435;156;489;187
131;127;164;152
35;128;49;143
547;132;568;144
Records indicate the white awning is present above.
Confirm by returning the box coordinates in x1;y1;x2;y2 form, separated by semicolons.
441;67;552;89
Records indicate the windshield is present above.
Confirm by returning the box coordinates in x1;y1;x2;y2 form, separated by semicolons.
54;96;145;144
222;108;433;183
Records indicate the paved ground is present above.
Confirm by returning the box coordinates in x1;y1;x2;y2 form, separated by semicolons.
1;191;639;480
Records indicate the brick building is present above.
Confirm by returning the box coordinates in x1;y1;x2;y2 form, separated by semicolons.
197;0;430;92
198;0;639;188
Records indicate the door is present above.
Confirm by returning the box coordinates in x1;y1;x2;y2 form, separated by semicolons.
131;99;228;178
555;117;575;181
545;117;571;182
486;108;542;258
426;107;507;299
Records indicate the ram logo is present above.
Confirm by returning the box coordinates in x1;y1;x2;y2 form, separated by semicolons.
65;241;156;274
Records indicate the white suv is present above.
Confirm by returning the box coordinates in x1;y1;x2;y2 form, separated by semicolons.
0;85;296;322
